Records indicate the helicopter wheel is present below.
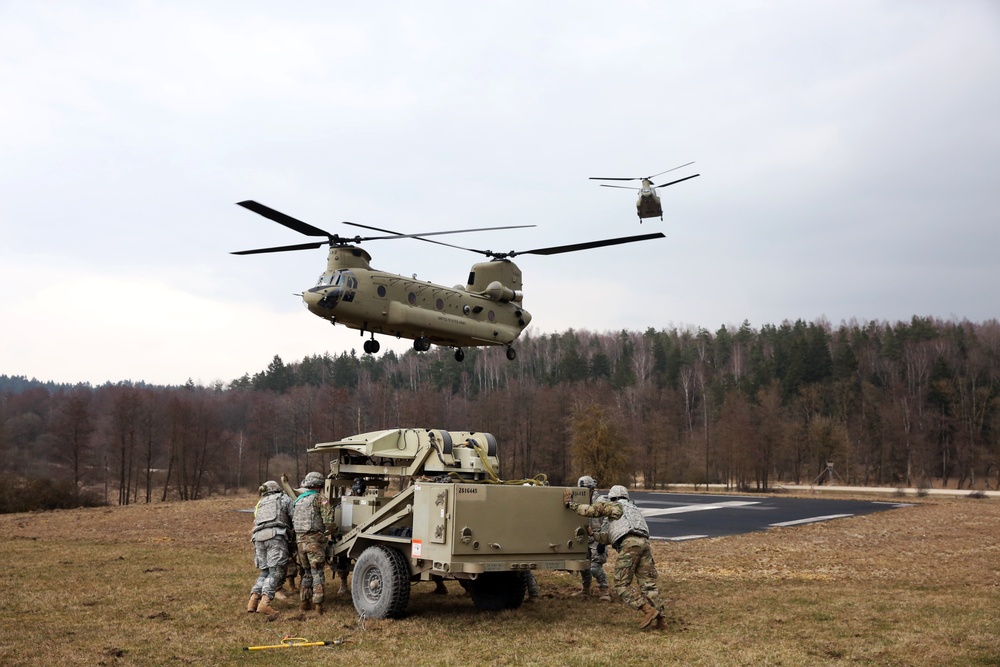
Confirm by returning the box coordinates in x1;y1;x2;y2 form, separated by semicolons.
368;339;380;354
414;337;431;352
506;347;516;361
455;349;465;362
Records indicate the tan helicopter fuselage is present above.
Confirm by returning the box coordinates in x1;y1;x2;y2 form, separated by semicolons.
301;245;532;349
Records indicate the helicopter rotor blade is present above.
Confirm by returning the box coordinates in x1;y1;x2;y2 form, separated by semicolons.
346;226;473;253
341;221;538;253
231;241;327;255
342;221;536;238
589;176;639;181
599;184;640;190
237;201;333;237
652;173;700;189
515;232;665;257
647;162;695;180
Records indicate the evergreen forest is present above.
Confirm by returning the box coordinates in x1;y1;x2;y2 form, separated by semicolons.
2;316;999;513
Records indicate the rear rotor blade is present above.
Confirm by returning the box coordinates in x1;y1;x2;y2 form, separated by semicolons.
652;173;700;189
599;184;640;190
517;232;665;257
590;176;639;181
237;201;332;237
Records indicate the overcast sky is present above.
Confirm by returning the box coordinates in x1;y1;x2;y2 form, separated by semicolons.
2;1;998;387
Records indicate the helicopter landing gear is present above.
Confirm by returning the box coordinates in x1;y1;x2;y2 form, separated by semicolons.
455;348;465;362
414;337;431;352
505;347;516;361
363;338;381;354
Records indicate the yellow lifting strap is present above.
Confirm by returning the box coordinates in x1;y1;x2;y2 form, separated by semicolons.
243;636;346;651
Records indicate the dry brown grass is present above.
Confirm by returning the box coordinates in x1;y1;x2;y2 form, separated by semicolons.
1;493;998;666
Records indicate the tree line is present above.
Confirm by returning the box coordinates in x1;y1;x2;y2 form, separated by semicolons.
2;316;998;513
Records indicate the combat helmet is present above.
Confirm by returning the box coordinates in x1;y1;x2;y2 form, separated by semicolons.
608;484;630;501
577;475;597;490
259;480;281;495
301;471;325;489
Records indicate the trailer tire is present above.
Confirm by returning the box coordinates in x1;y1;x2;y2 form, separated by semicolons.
466;571;526;611
352;545;411;619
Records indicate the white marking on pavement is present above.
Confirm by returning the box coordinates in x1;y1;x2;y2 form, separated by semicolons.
658;535;709;542
639;500;760;518
769;514;852;527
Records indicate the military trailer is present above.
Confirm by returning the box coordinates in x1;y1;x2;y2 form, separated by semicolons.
297;428;591;619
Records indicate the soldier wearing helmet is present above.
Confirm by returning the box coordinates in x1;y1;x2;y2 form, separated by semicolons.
564;483;667;630
247;480;293;617
572;476;611;601
293;471;335;614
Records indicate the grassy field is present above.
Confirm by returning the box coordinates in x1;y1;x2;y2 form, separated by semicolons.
1;491;998;667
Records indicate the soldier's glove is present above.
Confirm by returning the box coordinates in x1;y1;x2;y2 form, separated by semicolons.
596;543;606;556
563;488;573;507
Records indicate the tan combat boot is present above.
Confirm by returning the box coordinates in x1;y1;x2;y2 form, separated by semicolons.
246;592;261;613
337;572;349;595
638;603;660;629
571;582;592;597
299;588;313;612
597;586;611;602
256;595;278;617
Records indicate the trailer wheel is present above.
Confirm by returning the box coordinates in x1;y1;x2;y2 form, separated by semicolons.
466;571;526;611
352;545;411;619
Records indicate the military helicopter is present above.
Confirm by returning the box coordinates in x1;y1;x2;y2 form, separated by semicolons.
590;162;699;222
233;200;665;361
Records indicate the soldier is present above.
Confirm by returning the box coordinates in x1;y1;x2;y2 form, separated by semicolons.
524;570;541;601
273;533;299;601
247;480;293;616
563;484;666;629
293;471;335;614
572;476;611;602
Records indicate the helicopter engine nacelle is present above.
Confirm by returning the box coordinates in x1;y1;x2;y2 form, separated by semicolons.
484;281;523;303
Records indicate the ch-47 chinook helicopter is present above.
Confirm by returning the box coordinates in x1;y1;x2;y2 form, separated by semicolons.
590;162;700;222
233;200;665;362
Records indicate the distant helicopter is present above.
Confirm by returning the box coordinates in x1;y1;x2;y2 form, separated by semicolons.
590;163;699;222
233;201;665;361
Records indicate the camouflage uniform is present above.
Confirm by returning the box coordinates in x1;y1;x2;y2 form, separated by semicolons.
586;500;611;595
247;481;293;615
575;478;610;599
282;537;299;592
293;472;335;611
525;570;540;599
567;488;665;628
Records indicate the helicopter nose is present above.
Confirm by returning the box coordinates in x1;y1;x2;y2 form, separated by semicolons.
302;287;338;312
302;289;320;310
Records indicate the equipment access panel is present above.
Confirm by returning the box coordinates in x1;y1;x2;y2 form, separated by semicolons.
409;482;589;574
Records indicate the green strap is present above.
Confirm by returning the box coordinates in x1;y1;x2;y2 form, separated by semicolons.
294;490;318;505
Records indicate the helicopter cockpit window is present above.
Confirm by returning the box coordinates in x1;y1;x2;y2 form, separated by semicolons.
377;285;387;298
317;271;359;288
